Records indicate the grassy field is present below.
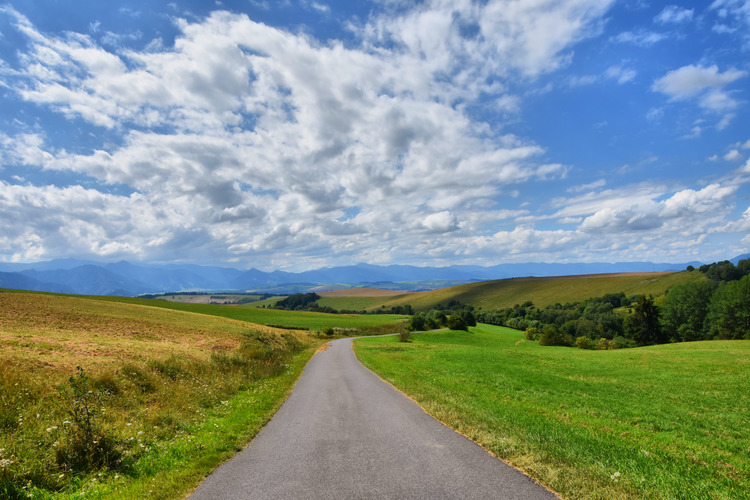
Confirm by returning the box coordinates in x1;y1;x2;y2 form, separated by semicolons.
365;271;705;312
354;325;750;499
0;289;338;498
89;294;409;333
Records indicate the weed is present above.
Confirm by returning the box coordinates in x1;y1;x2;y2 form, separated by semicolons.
55;366;122;474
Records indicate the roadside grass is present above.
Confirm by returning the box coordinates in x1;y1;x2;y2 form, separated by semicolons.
368;271;705;312
354;325;750;499
0;290;326;498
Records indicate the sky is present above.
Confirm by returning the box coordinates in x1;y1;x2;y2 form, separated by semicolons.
0;0;749;271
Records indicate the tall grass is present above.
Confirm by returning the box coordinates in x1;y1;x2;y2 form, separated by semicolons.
0;291;325;498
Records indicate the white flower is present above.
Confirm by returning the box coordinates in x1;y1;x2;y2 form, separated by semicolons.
0;458;13;468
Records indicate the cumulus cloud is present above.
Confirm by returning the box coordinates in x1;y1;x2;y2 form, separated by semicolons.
652;64;746;100
652;64;747;126
578;184;737;234
3;3;615;267
1;2;746;268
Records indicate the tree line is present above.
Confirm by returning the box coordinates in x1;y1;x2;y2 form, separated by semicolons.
475;259;750;348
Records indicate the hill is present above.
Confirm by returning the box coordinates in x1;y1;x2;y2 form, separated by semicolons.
358;271;706;312
0;289;407;498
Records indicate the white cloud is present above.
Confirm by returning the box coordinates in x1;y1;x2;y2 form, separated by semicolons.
1;2;747;268
4;5;601;267
652;64;747;128
611;29;667;46
710;0;750;46
654;6;694;24
724;149;743;161
605;64;636;84
652;64;746;99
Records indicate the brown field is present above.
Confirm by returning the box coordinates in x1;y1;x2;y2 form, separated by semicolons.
0;290;289;377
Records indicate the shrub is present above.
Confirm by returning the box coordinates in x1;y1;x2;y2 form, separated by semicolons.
323;327;334;337
447;315;468;331
595;337;611;350
575;336;591;349
538;326;573;346
525;327;541;341
398;331;412;343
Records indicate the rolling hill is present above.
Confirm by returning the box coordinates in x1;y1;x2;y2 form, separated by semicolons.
318;271;708;312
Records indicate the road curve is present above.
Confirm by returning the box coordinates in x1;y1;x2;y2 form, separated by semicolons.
189;337;558;499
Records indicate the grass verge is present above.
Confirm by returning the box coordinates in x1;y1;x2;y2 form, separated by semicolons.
354;325;749;499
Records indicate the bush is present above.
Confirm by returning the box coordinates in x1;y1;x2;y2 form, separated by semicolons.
538;326;573;346
447;315;468;331
323;327;334;337
525;327;541;341
410;313;426;332
398;331;412;343
595;338;612;350
575;336;591;349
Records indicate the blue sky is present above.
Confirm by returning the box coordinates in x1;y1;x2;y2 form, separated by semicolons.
0;0;748;271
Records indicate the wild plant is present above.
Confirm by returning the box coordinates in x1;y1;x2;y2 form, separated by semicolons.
55;366;122;474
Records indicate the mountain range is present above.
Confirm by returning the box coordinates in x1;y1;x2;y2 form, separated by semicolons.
2;255;746;297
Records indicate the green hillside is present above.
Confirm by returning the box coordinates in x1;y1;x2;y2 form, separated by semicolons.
367;271;705;311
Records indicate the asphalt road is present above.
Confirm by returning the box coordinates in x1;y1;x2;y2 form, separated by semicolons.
189;337;558;499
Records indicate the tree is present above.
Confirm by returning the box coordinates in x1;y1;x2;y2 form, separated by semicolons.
660;281;716;342
538;325;573;346
410;312;426;332
447;314;468;331
624;295;665;345
707;275;750;340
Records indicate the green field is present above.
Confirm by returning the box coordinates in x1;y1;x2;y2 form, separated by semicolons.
354;325;750;499
366;271;705;311
90;295;408;332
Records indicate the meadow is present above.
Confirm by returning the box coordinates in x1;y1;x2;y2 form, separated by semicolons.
0;289;407;498
91;294;408;333
354;325;750;499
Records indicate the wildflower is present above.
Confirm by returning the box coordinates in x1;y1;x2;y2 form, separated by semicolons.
0;458;13;468
610;471;621;481
138;431;143;435
126;423;132;426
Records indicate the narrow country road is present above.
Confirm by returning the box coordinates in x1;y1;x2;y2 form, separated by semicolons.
189;337;558;499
